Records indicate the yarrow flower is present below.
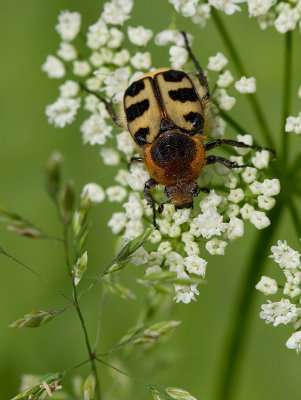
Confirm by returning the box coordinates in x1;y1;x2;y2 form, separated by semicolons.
43;0;279;304
257;240;301;353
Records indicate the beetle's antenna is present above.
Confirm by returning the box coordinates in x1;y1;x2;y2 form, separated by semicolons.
180;31;209;95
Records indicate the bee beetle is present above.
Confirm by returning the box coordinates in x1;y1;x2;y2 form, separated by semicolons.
88;32;275;227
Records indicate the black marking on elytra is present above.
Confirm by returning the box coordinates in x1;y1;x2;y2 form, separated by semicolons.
150;132;196;167
125;99;149;122
184;112;203;129
134;127;149;146
125;79;145;97
168;88;198;103
162;69;187;82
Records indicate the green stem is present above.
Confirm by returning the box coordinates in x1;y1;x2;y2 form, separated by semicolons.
281;31;293;170
0;245;72;302
62;224;101;400
287;197;301;238
215;200;284;400
211;9;274;149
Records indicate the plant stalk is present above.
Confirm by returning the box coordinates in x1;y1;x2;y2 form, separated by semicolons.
215;200;284;400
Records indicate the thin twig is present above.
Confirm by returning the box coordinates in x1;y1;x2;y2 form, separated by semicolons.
0;245;72;302
94;291;108;352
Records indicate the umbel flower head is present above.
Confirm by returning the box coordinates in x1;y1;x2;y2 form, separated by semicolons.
43;0;279;304
257;240;301;353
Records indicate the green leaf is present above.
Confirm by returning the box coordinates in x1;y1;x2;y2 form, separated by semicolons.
11;384;41;400
11;372;62;400
9;310;64;328
45;151;62;199
166;387;198;400
83;373;96;400
115;323;144;348
103;227;154;275
102;276;136;300
143;320;181;339
73;251;88;286
60;181;75;226
148;384;175;400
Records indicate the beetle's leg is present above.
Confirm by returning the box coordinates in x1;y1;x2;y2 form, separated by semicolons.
181;31;210;99
144;178;158;228
205;138;276;158
80;84;124;129
158;200;171;214
130;157;144;163
206;155;251;169
191;183;210;197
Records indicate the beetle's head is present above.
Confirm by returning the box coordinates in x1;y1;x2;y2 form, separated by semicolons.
165;182;195;210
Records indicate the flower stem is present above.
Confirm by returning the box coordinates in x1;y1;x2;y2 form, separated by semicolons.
214;200;284;400
287;197;301;239
62;224;101;400
281;31;293;170
211;9;274;149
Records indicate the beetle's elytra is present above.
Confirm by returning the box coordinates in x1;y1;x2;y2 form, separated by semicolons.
88;32;275;227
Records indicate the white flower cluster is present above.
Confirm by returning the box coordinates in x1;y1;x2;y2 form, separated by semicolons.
257;240;301;353
44;2;279;304
285;112;301;135
168;0;301;34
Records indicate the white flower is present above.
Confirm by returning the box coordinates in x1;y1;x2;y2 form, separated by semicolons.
87;19;109;50
169;46;188;69
127;26;153;46
256;276;278;295
260;299;298;326
192;4;211;27
149;230;162;244
55;10;81;42
112;49;131;67
116;131;135;156
174;272;199;304
106;186;127;202
81;114;112;145
59;80;80;98
226;204;240;217
172;209;191;226
205;238;228;255
248;0;276;17
168;224;182;238
124;219;144;239
190;206;227;239
270;240;301;269
285;114;301;134
145;265;162;276
227;216;244;240
257;12;275;30
73;60;91;77
199;189;223;211
257;195;276;210
228;188;244;203
274;9;299;34
57;42;77;61
131;247;149;266
81;183;105;205
210;116;226;137
251;150;270;169
107;28;124;48
223;174;238;189
284;268;301;285
169;0;199;17
250;210;270;229
123;194;143;219
284;282;301;298
235;134;253;155
184;255;207;278
235;76;257;93
102;0;133;25
108;212;127;234
184;241;200;256
286;331;301;353
155;30;191;46
214;88;236;110
217;70;234;88
209;0;246;15
100;148;120;165
125;163;150;191
131;52;151;70
207;52;228;71
42;55;65;79
46;97;81;128
240;203;255;220
242;167;257;183
158;241;172;255
103;67;131;103
249;180;262;195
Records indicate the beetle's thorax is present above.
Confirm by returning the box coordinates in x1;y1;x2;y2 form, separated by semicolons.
143;130;206;188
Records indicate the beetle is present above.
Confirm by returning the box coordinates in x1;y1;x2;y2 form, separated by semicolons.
85;32;275;227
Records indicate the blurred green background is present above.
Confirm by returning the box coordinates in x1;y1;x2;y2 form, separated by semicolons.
1;0;301;399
